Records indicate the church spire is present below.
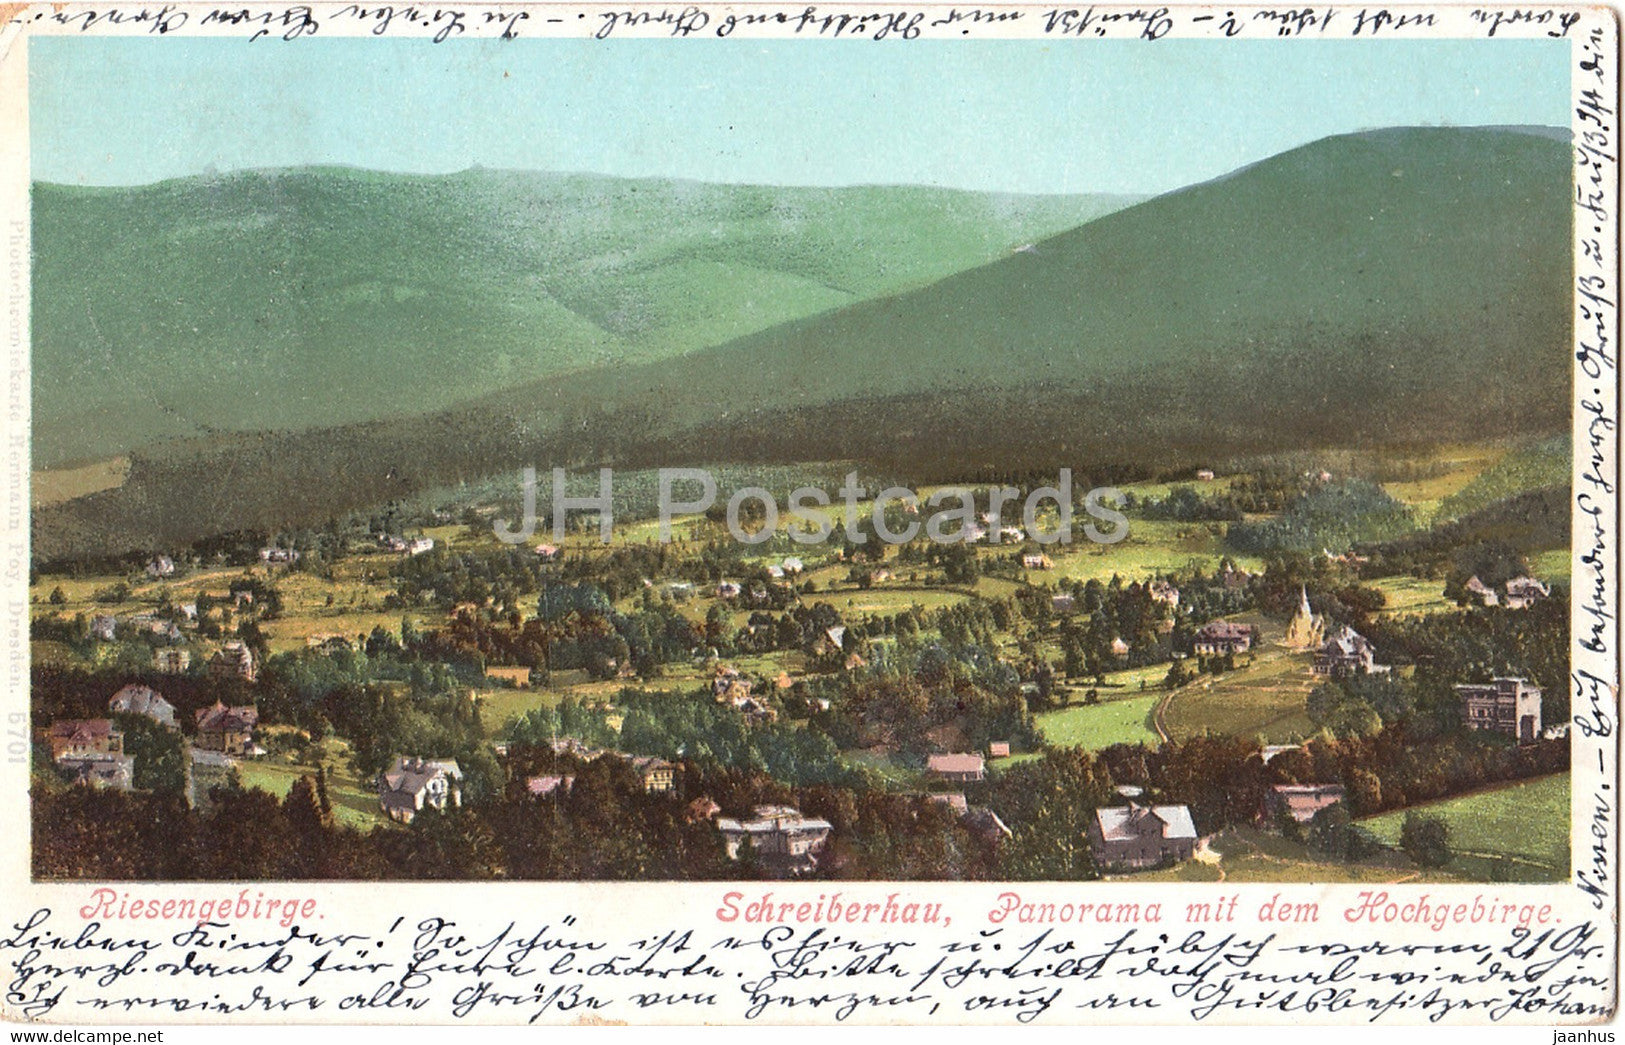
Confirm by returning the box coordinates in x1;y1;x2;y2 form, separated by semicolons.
1298;585;1312;618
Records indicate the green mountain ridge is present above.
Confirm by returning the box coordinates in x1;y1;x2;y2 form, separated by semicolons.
593;125;1572;413
403;125;1572;471
35;126;1575;561
33;168;1135;466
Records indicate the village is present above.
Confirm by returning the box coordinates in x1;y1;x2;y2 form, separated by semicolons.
30;448;1573;882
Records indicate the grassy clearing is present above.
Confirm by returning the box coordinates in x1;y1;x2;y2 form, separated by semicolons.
1050;519;1267;585
33;456;131;508
1436;436;1569;521
1162;632;1317;744
235;750;383;831
1075;663;1170;692
1361;773;1569;882
842;748;928;789
1530;548;1572;585
805;585;972;615
1371;575;1456;617
1380;445;1507;525
474;687;565;733
1130;827;1455;884
1118;475;1240;502
1036;694;1161;750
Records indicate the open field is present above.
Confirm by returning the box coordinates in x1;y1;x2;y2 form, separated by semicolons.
1435;435;1570;522
33;456;131;508
1370;574;1456;617
1051;520;1267;585
1162;661;1317;743
805;585;974;616
1036;694;1161;750
1361;773;1569;882
474;687;566;734
1066;663;1169;692
1161;618;1317;743
1530;548;1573;585
1129;827;1462;884
1118;475;1240;502
1380;444;1508;525
842;748;929;789
235;747;383;832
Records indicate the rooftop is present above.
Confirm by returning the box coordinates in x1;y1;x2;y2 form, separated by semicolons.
1095;802;1197;843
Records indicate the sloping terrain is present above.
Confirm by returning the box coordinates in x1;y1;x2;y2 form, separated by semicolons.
34;127;1574;560
34;169;1131;465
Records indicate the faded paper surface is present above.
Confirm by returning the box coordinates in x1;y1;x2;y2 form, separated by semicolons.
0;4;1617;1027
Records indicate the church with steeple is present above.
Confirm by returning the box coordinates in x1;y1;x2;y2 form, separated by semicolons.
1283;586;1325;650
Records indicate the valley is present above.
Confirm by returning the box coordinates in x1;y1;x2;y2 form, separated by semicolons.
29;125;1579;884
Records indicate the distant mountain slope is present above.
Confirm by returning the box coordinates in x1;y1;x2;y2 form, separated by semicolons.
430;125;1572;470
32;170;1133;466
583;125;1572;423
35;127;1574;561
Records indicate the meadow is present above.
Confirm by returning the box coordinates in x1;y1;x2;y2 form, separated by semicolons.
234;741;384;832
1369;574;1456;617
1378;444;1508;525
1051;519;1267;586
1130;827;1461;884
1361;773;1570;882
1035;694;1162;750
1160;619;1318;744
33;456;130;508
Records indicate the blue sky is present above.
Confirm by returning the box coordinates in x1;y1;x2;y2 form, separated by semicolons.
30;36;1569;193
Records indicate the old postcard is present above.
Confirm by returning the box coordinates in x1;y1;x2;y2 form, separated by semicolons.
0;1;1617;1029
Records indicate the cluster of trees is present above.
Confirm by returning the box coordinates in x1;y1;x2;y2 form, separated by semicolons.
1284;804;1386;864
1440;540;1535;601
714;601;851;662
335;687;503;800
415;595;703;680
1081;576;1179;653
1305;674;1419;738
809;645;1039;758
1243;552;1388;625
1362;594;1569;723
32;746;1002;881
969;723;1564;877
506;688;865;790
1130;485;1245;522
1229;480;1415;555
1361;487;1569;581
392;544;563;612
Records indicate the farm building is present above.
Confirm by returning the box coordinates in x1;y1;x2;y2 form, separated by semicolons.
1503;576;1551;609
1312;626;1389;678
152;648;190;674
58;752;135;791
208;641;258;683
108;684;177;728
47;718;122;760
194;701;261;756
927;753;986;784
1147;580;1180;607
